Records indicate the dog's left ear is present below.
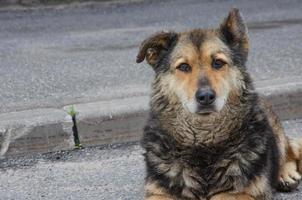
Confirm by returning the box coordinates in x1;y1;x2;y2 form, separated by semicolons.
136;31;178;68
219;8;249;62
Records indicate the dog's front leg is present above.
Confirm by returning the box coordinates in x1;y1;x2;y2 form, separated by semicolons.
210;193;254;200
278;137;302;191
144;181;175;200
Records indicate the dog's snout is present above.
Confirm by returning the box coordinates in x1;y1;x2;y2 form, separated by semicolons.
195;89;216;106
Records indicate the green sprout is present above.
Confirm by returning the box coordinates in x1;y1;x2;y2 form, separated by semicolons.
67;105;77;117
67;105;83;149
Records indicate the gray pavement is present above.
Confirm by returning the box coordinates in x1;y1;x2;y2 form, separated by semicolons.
0;0;302;113
0;119;301;200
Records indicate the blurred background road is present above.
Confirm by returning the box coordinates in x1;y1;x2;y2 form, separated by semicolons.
0;0;302;113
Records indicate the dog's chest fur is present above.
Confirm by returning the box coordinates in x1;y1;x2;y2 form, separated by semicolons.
142;103;277;199
157;141;233;197
144;123;244;198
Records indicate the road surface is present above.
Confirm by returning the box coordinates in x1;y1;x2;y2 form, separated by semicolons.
0;0;302;113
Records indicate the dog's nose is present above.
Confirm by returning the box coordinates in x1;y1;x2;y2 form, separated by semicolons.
195;89;216;106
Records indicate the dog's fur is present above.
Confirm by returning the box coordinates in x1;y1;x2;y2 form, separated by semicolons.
136;9;302;200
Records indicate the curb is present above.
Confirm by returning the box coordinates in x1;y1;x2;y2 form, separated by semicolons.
0;108;74;158
256;77;302;120
0;78;301;158
63;96;149;147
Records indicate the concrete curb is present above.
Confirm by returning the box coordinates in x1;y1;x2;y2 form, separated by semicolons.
256;77;302;120
0;108;74;157
63;96;149;147
0;77;301;158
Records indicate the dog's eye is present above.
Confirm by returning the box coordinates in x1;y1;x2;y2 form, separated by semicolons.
212;59;226;69
176;63;192;73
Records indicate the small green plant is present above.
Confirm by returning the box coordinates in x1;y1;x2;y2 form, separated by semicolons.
68;106;83;149
67;105;77;117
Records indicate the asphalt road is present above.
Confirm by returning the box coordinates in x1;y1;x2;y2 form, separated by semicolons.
0;119;301;200
0;0;302;114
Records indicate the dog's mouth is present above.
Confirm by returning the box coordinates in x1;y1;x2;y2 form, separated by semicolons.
196;105;216;115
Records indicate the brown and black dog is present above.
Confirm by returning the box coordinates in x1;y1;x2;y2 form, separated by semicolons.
136;8;302;200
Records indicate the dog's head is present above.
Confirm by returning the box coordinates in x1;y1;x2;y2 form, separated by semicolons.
137;9;249;115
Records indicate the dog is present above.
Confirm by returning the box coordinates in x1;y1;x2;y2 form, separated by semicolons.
136;8;302;200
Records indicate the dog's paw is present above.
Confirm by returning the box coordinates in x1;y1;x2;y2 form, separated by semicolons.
277;160;301;192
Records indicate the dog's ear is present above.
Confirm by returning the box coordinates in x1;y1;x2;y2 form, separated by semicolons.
136;31;178;68
219;8;249;61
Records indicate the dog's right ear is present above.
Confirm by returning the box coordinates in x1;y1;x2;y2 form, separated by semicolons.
136;31;178;68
